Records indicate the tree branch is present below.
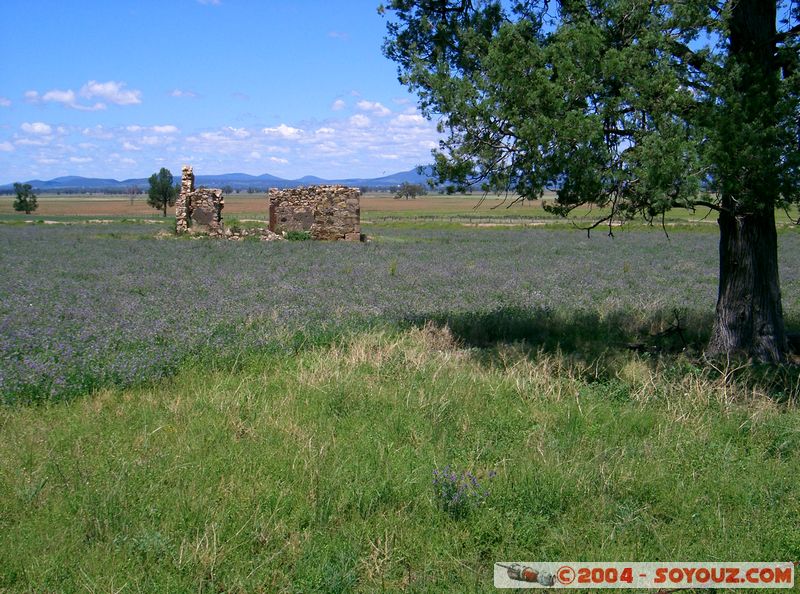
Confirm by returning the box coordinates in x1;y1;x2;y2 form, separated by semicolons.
774;22;800;44
665;38;715;72
572;213;613;238
670;198;725;213
604;127;637;137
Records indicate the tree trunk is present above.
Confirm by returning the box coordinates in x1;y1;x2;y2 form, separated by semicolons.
705;0;788;364
163;201;167;217
707;203;787;363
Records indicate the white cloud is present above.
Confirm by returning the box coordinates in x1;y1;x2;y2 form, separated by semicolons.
328;31;350;41
185;126;261;159
170;89;199;98
82;125;114;139
349;114;371;128
80;80;141;106
197;131;224;142
21;122;52;135
152;125;179;134
264;145;290;153
357;100;391;117
312;141;341;155
15;138;50;147
32;86;103;110
331;99;346;111
42;89;76;104
0;97;11;107
127;124;178;135
25;81;137;111
392;113;426;126
3;101;441;183
72;102;107;112
224;126;249;138
262;124;304;139
197;0;221;4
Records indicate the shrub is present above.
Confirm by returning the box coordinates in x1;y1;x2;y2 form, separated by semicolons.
285;230;311;241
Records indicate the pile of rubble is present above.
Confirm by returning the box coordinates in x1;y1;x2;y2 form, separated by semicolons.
225;227;283;241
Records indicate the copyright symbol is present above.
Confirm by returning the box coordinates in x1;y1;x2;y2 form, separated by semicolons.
558;565;576;585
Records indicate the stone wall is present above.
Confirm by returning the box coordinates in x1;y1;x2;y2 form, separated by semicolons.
268;185;361;241
175;165;224;236
175;166;194;234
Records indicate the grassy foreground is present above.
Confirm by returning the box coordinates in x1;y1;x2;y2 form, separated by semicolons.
1;325;798;592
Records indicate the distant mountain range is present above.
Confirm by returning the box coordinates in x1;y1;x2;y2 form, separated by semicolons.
0;167;435;193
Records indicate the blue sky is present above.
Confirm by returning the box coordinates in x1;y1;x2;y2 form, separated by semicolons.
0;0;440;183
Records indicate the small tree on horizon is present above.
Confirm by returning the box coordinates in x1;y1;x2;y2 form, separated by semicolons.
394;182;427;200
13;183;38;214
147;168;177;217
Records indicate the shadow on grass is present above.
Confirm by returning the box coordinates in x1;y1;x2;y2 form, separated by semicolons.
404;305;800;402
404;305;711;356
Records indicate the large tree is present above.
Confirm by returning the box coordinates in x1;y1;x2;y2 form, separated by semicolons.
12;183;38;214
382;0;800;363
147;168;177;217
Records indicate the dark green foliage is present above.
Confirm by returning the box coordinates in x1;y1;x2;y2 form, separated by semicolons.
147;168;177;217
12;183;37;214
285;230;311;241
383;0;800;362
382;0;798;215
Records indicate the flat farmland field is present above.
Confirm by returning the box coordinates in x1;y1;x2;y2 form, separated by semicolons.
0;193;529;220
4;192;799;228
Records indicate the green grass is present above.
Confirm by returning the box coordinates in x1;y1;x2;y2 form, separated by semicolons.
1;326;798;592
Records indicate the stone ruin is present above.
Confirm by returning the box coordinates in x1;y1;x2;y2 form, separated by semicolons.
269;185;362;241
175;165;225;236
175;165;362;242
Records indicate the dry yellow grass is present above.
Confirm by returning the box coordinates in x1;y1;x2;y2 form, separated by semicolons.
0;196;163;217
0;192;536;218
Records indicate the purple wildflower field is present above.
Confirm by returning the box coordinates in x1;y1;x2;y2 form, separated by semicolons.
1;223;799;402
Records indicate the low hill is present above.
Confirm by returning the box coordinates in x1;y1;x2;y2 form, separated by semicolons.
0;168;435;193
